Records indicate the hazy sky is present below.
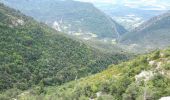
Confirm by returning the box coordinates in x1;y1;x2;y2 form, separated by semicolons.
76;0;170;10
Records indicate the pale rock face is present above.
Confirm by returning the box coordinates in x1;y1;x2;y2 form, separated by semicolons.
160;53;165;57
159;96;170;100
111;39;117;45
17;19;24;25
86;32;98;38
159;70;165;75
83;37;91;40
11;18;24;27
156;62;162;69
149;60;156;66
53;21;61;31
96;92;102;97
74;32;83;36
167;60;170;63
128;44;138;50
18;91;30;97
135;71;154;83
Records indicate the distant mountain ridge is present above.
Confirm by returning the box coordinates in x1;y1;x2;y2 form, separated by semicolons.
120;11;170;52
132;11;170;33
94;3;168;31
1;0;127;40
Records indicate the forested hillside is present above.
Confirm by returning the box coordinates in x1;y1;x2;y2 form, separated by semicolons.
1;0;170;100
13;47;170;100
0;3;129;93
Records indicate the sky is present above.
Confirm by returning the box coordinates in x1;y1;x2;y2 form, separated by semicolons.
75;0;170;10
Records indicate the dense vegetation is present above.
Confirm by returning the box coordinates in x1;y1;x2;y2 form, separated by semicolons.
1;1;170;100
0;3;129;93
1;0;127;38
10;48;170;100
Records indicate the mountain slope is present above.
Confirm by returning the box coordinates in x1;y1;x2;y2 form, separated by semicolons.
95;3;167;31
0;3;129;92
14;48;170;100
1;0;127;39
120;11;170;52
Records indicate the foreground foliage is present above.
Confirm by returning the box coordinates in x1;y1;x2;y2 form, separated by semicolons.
12;48;170;100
